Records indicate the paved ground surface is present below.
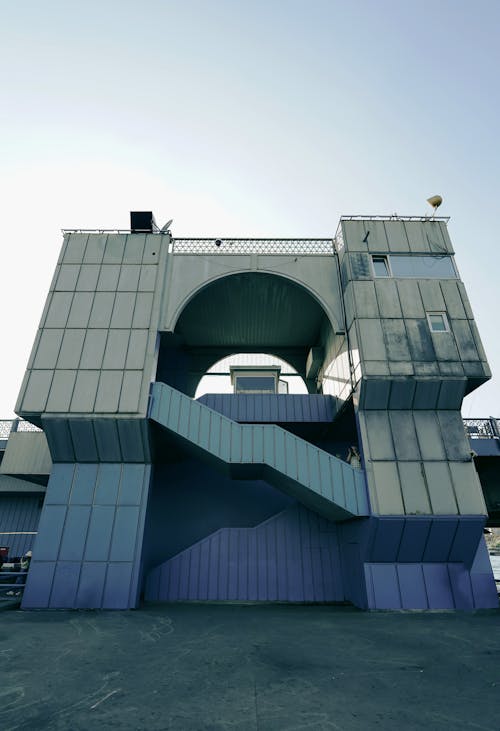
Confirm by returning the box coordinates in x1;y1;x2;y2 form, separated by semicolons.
1;603;499;731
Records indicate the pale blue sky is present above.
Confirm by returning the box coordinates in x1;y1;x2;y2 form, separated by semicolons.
1;0;499;416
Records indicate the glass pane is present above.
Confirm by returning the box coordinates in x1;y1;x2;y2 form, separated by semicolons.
235;376;275;393
372;257;389;277
429;314;447;331
390;255;456;278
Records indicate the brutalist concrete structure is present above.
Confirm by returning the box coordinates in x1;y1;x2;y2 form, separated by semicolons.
2;213;497;609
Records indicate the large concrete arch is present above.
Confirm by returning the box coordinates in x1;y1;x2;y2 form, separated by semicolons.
161;253;343;336
158;268;339;396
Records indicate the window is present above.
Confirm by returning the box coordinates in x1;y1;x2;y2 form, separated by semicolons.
371;255;390;277
427;312;449;332
390;255;456;278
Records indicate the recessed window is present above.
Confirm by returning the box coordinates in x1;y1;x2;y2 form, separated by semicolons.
427;312;449;332
371;255;390;277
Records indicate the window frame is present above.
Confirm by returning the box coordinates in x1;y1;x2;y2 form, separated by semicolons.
371;254;392;278
426;311;450;333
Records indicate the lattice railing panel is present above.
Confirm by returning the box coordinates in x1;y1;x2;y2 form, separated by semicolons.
172;239;335;255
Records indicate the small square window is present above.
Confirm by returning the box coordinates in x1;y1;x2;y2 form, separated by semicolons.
427;312;449;332
372;255;390;277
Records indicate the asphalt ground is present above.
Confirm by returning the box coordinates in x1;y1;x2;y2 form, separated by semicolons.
0;603;499;731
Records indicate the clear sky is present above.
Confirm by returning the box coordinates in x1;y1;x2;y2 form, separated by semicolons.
1;0;499;418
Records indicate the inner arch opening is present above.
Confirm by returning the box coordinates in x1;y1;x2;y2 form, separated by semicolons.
195;353;309;399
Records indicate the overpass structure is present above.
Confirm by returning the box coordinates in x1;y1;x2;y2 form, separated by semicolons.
0;214;497;609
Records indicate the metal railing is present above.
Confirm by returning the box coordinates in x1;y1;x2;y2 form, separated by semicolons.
463;418;500;439
172;238;335;255
339;215;450;222
0;420;41;440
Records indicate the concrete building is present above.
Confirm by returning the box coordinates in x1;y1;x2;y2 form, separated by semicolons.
0;213;498;609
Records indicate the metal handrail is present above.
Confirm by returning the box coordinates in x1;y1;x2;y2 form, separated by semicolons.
172;238;335;255
0;420;42;439
340;215;450;222
463;418;500;439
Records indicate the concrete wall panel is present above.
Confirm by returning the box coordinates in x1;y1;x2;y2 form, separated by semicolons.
57;329;86;369
424;463;457;514
67;292;93;328
70;371;100;413
76;264;100;291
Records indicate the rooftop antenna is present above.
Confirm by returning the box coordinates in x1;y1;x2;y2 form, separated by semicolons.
426;195;443;218
160;219;173;233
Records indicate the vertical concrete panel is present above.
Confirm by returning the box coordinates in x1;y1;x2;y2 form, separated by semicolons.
34;329;64;368
44;464;75;504
94;420;122;461
109;507;140;562
138;265;158;291
56;264;80;290
33;505;67;560
45;292;73;327
94;464;122;505
423;519;458;561
110;292;136;328
448;462;487;515
357;319;386;361
62;234;88;264
436;412;470;461
375;279;402;318
397;280;425;317
59;506;92;560
397;519;432;561
352;281;378;317
371;462;404;514
413;412;446;460
364;412;395;460
422;564;455;608
440;281;466;318
119;371;143;413
76;264;100;291
84;506;115;560
45;370;77;412
57;329;86;369
69;419;99;462
369;564;402;609
103;234;126;263
125;330;148;369
97;264;120;291
94;372;123;412
384;220;410;252
102;330;130;370
102;563;134;608
75;563;107;608
21;561;57;608
22;370;53;413
397;564;428;609
448;564;474;609
89;292;116;328
123;234;146;263
66;292;93;328
117;265;141;291
404;221;431;253
133;292;154;328
398;463;431;514
70;371;100;412
389;412;420;460
71;463;98;504
83;234;106;264
80;330;108;369
424;463;458;514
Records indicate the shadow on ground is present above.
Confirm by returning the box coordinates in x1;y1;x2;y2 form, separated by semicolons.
1;603;499;730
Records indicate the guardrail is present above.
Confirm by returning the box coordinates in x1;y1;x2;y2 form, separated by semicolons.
0;420;42;440
172;238;335;255
463;418;500;439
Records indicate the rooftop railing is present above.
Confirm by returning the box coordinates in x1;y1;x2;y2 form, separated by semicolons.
0;420;42;440
171;238;335;255
463;418;500;439
2;417;499;441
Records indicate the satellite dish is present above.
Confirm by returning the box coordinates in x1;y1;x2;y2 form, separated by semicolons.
427;195;443;210
161;219;173;233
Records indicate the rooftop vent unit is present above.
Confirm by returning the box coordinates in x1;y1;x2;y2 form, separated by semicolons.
130;211;156;233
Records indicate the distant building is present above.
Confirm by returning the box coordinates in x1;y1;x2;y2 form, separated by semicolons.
0;213;498;609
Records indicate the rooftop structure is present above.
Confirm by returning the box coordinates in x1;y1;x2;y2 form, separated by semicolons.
0;212;498;609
